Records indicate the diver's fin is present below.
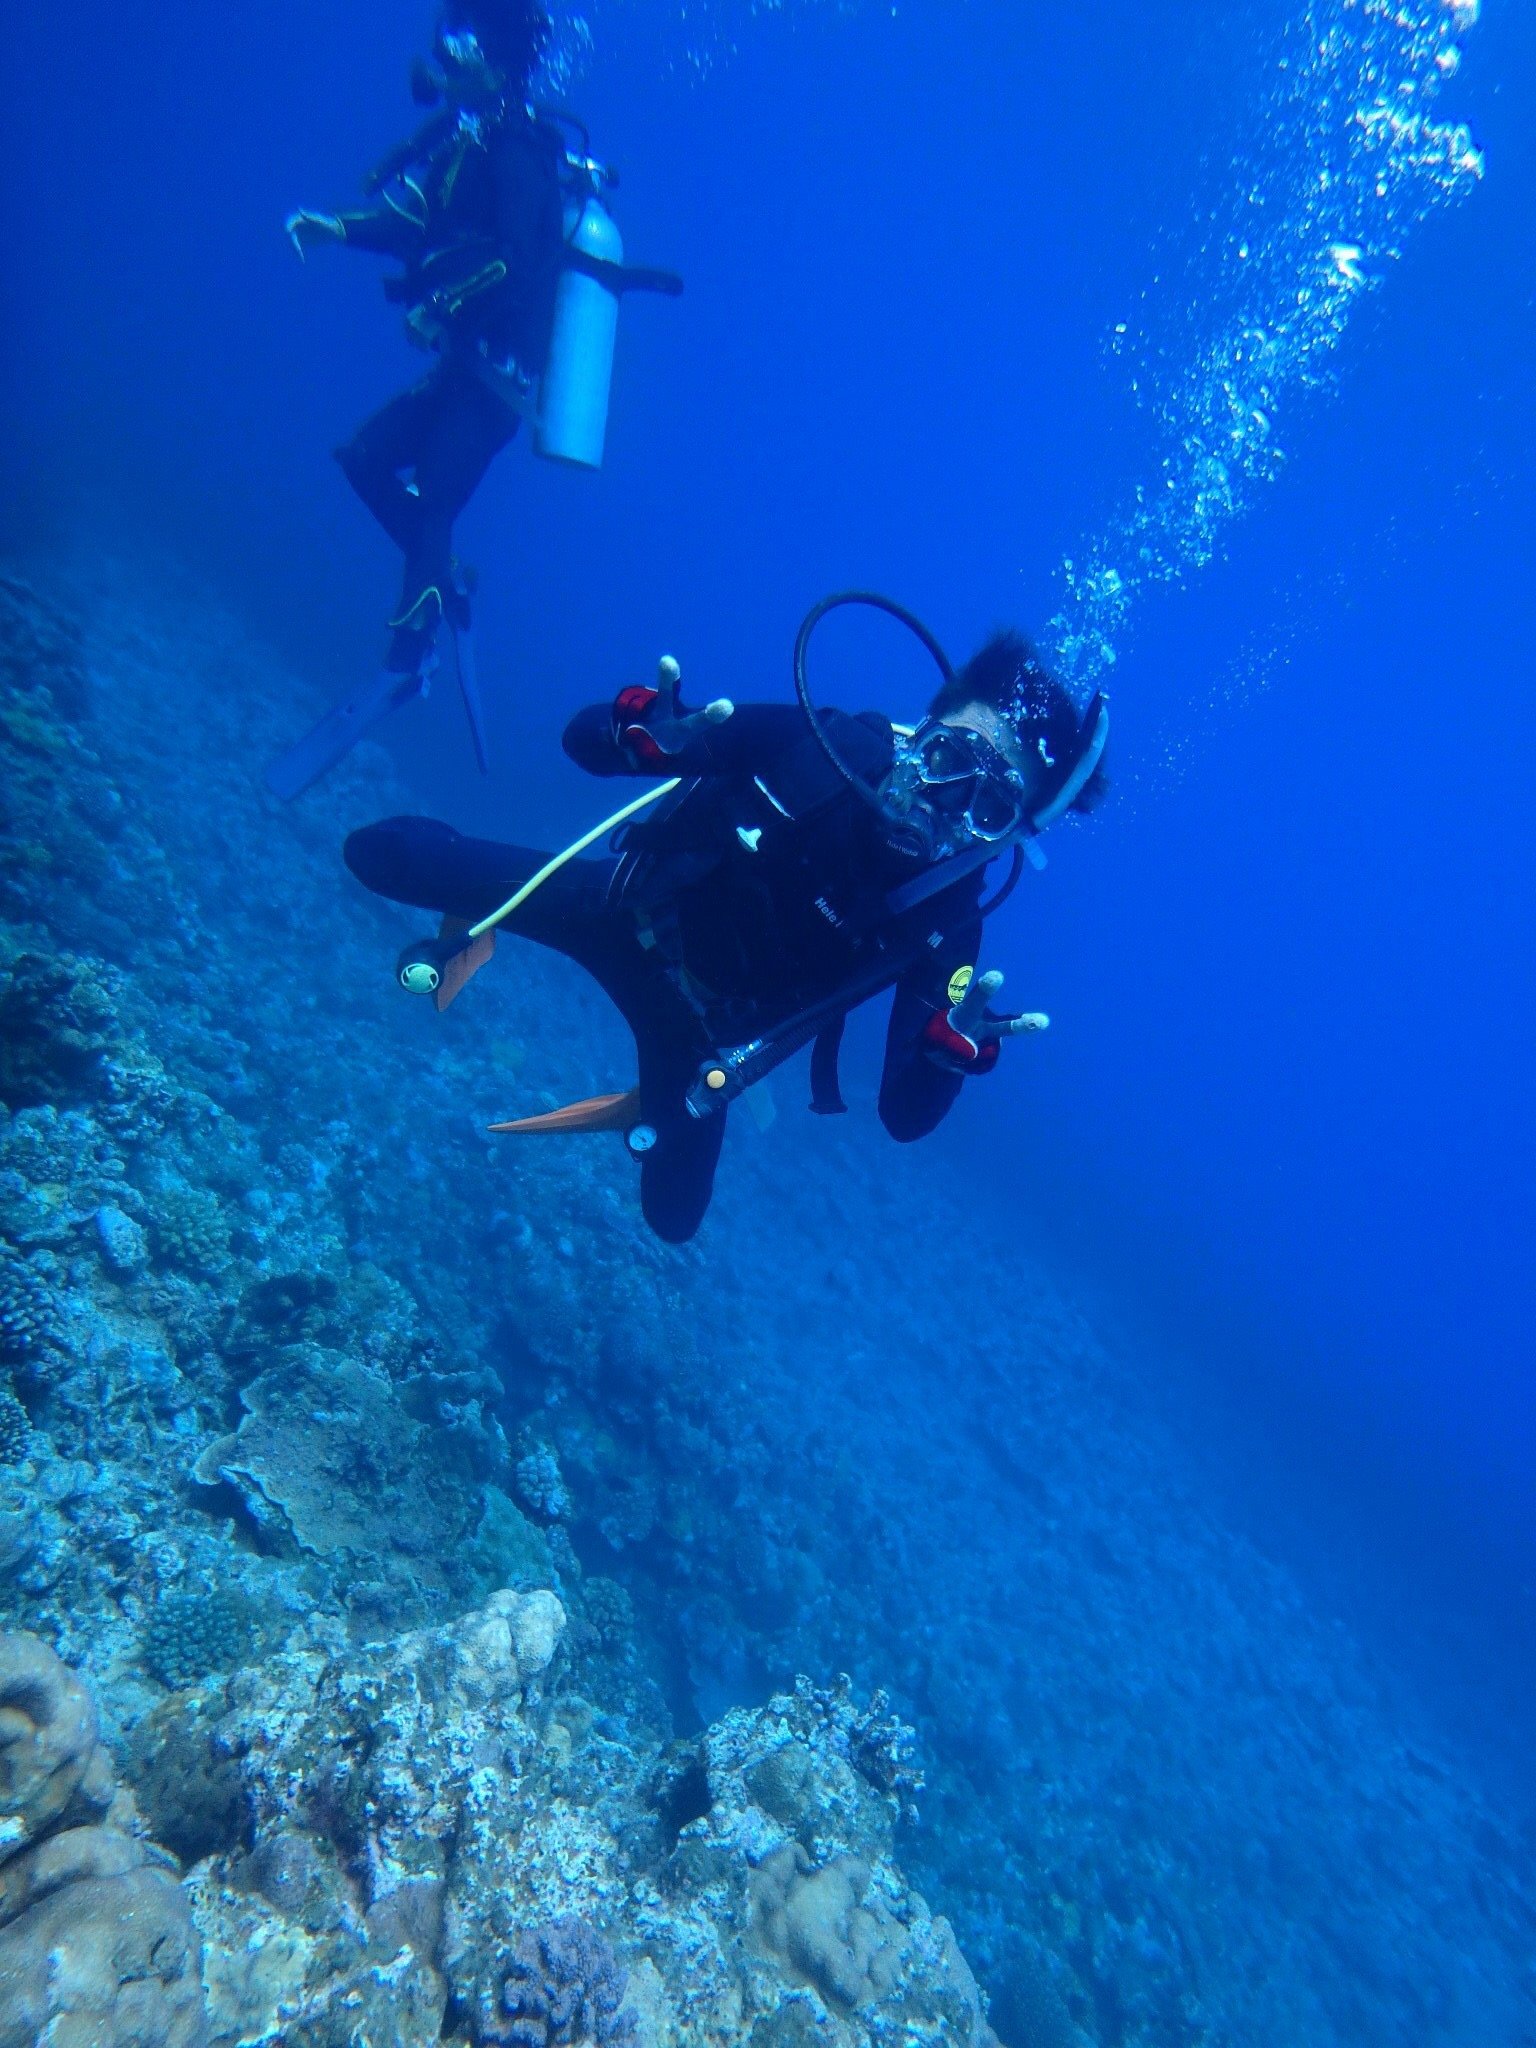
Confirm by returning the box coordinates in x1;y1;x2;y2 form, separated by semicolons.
743;1077;777;1133
264;669;423;801
447;615;490;776
432;916;496;1012
490;1089;642;1136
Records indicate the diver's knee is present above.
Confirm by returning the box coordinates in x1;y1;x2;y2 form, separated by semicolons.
877;1099;933;1146
333;437;372;490
641;1162;712;1243
647;1207;702;1246
343;815;456;898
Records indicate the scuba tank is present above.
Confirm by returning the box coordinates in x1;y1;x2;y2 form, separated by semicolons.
535;193;624;470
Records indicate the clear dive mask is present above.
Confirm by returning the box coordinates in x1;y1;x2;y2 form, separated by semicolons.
439;28;485;64
882;720;1029;856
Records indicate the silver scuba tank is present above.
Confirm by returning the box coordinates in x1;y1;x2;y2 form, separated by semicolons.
535;195;623;470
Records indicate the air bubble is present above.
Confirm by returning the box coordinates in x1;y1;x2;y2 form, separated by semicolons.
1046;0;1484;692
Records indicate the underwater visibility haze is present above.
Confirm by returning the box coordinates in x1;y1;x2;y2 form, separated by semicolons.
1;0;1534;2042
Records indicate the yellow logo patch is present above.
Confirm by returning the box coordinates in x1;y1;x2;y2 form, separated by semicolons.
947;965;975;1007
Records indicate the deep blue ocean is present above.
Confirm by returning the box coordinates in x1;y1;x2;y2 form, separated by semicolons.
3;2;1534;2042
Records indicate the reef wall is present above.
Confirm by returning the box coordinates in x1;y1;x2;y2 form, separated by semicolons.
1;556;1533;2046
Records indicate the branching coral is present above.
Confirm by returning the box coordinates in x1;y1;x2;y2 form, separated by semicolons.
0;1387;29;1465
143;1591;254;1693
477;1919;636;2047
792;1676;925;1812
0;1252;57;1364
514;1442;572;1524
151;1185;232;1276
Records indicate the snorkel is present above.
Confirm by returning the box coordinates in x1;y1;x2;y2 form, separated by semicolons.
1030;692;1111;825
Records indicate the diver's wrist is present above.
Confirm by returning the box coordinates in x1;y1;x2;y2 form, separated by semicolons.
922;1010;1001;1074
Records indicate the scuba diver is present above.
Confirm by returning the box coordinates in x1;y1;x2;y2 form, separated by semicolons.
268;0;682;801
343;594;1110;1243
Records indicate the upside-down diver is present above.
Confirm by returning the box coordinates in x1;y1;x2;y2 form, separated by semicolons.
344;595;1109;1242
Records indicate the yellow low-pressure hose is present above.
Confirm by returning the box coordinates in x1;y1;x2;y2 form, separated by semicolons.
465;779;681;941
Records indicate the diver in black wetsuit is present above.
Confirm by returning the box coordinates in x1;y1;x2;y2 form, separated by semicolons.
286;0;564;680
344;622;1110;1242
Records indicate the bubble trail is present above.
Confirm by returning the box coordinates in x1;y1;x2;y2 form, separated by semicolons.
543;0;856;86
1048;0;1485;693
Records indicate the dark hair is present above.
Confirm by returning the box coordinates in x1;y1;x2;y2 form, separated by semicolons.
445;0;552;80
929;629;1109;815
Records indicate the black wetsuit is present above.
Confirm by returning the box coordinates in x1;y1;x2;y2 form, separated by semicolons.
331;109;565;670
345;701;989;1240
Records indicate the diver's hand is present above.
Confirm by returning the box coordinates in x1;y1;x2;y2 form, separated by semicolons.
613;657;734;767
922;969;1049;1074
285;209;346;260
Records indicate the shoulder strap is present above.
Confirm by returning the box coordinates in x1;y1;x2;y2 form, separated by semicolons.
810;1018;849;1115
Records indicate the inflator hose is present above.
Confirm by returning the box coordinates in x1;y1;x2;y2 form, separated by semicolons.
792;591;955;819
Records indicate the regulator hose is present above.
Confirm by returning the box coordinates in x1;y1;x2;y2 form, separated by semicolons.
980;845;1025;919
792;591;955;819
793;590;1025;919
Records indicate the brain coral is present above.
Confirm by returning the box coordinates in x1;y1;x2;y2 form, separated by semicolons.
0;1629;207;2048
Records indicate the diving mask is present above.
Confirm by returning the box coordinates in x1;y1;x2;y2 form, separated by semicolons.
883;720;1029;855
435;27;506;103
439;28;485;63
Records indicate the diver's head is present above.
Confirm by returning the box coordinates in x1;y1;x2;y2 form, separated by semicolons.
934;631;1109;812
438;0;552;93
881;631;1109;862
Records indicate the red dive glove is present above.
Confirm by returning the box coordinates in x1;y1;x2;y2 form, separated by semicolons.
922;969;1050;1075
612;658;735;767
612;684;667;767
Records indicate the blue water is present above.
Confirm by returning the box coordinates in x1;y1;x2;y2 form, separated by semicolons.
4;0;1535;2037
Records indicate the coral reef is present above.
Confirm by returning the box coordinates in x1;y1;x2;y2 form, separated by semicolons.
134;1590;993;2048
0;558;1531;2048
0;952;121;1111
0;1629;206;2048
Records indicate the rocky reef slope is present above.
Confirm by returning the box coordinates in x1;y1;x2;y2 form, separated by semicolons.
1;557;1533;2047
